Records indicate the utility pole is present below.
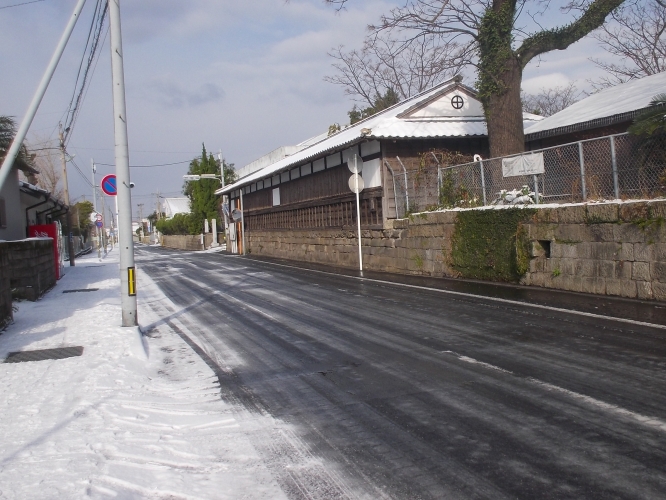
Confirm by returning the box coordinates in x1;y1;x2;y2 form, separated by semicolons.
137;203;144;237
218;150;229;247
109;0;137;327
59;124;75;266
91;158;97;211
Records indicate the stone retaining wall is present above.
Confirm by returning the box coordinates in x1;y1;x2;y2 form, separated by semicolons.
160;234;218;251
247;200;666;301
0;244;11;328
522;201;666;300
3;238;56;303
161;235;203;251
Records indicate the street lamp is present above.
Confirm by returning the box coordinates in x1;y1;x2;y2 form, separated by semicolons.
183;174;221;182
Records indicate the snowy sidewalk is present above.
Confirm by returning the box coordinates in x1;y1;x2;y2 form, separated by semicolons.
0;249;284;499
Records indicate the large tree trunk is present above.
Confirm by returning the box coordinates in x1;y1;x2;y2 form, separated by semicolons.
476;0;525;158
485;56;525;158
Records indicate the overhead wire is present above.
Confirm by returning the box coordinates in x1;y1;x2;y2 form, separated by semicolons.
96;160;193;168
67;153;94;188
62;0;108;146
0;0;44;9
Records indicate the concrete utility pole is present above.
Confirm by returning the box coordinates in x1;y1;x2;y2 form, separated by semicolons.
137;203;144;237
0;0;87;192
59;124;75;266
91;158;97;211
109;0;137;327
218;150;229;247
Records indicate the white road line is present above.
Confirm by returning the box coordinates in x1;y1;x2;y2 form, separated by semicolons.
447;352;666;433
246;259;666;331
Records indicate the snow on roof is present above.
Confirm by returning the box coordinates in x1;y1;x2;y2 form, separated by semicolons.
19;180;49;196
162;197;191;218
217;78;543;195
525;72;666;138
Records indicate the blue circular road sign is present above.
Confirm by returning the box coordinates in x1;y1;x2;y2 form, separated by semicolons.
101;174;117;196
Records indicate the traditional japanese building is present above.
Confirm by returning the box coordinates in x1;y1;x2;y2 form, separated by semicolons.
217;77;542;255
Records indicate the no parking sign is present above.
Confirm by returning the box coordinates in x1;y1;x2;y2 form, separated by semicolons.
101;174;117;196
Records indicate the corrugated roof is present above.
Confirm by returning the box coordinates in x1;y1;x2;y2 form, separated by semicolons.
217;78;542;195
525;72;666;139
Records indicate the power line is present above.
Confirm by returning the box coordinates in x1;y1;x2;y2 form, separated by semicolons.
96;160;192;168
69;146;203;154
66;152;94;189
0;0;45;9
63;0;108;145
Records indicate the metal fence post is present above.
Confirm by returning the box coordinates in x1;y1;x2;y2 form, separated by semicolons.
533;175;540;204
437;167;441;200
578;142;587;201
610;135;619;199
479;160;487;206
396;156;409;213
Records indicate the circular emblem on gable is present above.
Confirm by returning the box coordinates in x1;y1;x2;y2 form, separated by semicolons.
451;95;464;109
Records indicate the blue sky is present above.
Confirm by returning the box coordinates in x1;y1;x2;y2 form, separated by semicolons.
1;0;615;220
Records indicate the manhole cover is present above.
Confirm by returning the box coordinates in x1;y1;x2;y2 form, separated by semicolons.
62;288;99;294
4;346;84;363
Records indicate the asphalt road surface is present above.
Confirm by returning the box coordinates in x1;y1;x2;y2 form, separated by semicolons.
136;245;666;500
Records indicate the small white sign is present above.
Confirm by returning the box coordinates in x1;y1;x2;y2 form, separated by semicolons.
502;152;545;177
348;173;365;194
347;155;363;174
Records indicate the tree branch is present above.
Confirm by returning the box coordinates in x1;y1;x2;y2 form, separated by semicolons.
516;0;624;67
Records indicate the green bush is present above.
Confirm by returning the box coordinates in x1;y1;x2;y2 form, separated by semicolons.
450;208;535;281
155;213;202;235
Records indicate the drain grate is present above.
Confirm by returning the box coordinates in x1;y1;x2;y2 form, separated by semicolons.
62;288;99;294
4;346;84;363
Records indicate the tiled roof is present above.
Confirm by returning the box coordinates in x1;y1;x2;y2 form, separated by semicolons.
217;78;542;195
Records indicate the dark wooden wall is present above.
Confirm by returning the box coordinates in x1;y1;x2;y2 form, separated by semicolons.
526;122;631;151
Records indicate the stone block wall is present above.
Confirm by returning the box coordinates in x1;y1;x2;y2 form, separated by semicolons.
247;200;666;301
161;235;203;251
160;234;218;251
0;244;12;327
5;238;56;302
204;233;218;249
522;201;666;300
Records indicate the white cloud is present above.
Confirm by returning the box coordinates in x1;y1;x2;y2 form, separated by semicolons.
0;0;618;218
144;80;225;109
521;73;573;94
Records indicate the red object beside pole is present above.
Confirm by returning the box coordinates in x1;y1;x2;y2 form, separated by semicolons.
28;223;63;280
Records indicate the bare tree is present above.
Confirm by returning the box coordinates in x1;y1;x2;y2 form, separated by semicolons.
325;0;626;157
590;0;666;89
522;83;582;117
325;33;468;108
26;135;64;201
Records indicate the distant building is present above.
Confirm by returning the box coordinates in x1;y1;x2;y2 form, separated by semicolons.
162;197;191;219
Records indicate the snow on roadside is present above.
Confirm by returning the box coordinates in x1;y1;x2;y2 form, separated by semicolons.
0;249;285;499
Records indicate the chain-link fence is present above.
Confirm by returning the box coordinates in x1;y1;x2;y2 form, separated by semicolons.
434;133;666;208
384;151;474;217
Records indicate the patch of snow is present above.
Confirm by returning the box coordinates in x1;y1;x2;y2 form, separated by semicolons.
0;250;287;499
